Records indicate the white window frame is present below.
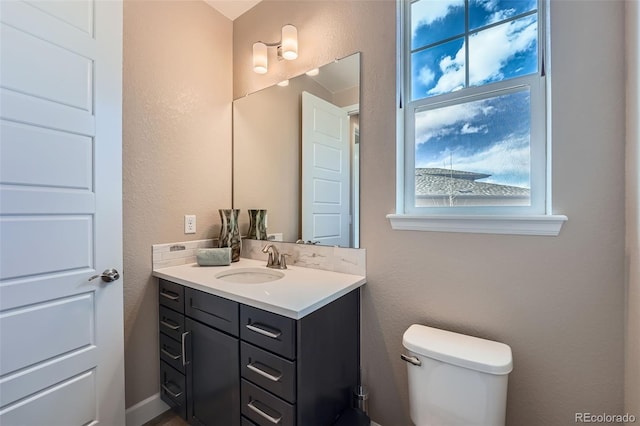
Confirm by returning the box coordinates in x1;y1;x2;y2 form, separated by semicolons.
388;0;567;236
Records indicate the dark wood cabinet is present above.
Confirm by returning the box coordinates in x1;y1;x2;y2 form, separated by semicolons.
187;317;240;426
158;278;360;426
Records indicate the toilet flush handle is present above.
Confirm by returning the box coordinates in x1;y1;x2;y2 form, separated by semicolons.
401;353;422;366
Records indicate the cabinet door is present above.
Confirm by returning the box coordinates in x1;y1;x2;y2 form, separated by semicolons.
186;318;240;426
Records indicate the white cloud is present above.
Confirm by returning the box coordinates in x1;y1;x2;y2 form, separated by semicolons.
472;0;499;12
427;43;466;95
460;123;487;134
415;99;491;144
471;0;516;23
418;67;436;87
412;0;464;33
487;9;515;24
469;16;537;85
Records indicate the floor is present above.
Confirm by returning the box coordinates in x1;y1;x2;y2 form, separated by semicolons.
142;410;188;426
143;408;373;426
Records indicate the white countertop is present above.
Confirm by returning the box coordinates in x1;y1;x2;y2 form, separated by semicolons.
152;258;366;319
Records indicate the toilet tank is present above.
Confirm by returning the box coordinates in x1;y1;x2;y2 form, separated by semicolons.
402;324;513;426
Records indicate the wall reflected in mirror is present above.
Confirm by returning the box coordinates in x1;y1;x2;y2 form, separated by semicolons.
233;53;360;248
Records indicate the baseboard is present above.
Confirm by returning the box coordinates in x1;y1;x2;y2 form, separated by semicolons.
123;392;380;426
125;392;170;426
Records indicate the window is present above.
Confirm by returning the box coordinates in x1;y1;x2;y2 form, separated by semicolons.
389;0;567;235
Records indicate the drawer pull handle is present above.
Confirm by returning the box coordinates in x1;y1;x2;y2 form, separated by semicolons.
181;331;190;367
247;362;282;382
246;323;282;339
247;400;282;424
160;319;180;330
161;348;181;361
160;290;179;301
161;383;183;399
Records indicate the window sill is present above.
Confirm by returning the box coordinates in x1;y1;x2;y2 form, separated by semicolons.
386;214;568;236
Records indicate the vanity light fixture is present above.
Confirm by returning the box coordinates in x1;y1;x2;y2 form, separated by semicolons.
252;24;298;74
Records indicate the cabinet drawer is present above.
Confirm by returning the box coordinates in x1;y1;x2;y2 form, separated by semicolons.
241;417;259;426
241;342;296;403
241;379;295;426
160;332;185;374
159;305;185;342
159;279;184;313
186;287;239;336
160;361;186;420
240;305;296;360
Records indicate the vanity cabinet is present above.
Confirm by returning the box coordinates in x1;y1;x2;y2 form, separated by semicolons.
158;278;360;426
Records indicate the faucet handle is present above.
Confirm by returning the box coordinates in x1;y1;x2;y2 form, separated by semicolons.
266;252;276;267
279;254;289;269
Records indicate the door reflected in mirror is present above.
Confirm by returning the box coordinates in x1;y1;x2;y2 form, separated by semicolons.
233;52;360;248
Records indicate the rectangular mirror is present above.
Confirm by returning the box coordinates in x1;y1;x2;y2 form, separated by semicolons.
233;52;360;248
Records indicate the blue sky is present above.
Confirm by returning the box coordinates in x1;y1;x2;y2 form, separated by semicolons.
411;0;538;189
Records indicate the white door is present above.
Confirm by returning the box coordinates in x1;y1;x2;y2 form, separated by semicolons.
301;91;350;247
0;1;124;425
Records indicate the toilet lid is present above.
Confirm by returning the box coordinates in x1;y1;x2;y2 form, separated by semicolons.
402;324;513;375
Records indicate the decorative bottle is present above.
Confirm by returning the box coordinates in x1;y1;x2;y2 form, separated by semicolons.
218;209;241;262
247;209;268;240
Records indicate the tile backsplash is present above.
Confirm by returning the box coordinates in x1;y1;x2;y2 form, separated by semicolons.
152;239;214;269
241;239;366;276
152;238;366;276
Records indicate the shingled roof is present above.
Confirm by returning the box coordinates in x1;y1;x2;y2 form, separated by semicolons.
415;168;530;197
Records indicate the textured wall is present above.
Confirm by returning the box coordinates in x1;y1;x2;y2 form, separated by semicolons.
234;1;626;424
626;0;640;416
123;0;232;407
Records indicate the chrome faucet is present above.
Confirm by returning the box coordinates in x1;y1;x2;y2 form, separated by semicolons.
262;244;288;269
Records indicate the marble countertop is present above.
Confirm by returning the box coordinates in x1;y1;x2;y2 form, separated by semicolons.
153;258;366;319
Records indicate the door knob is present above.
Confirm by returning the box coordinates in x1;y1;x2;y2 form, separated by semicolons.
88;268;120;282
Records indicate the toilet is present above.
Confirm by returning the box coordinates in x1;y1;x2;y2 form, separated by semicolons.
401;324;513;426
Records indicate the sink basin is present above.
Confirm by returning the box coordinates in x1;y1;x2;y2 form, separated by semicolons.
215;267;285;284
